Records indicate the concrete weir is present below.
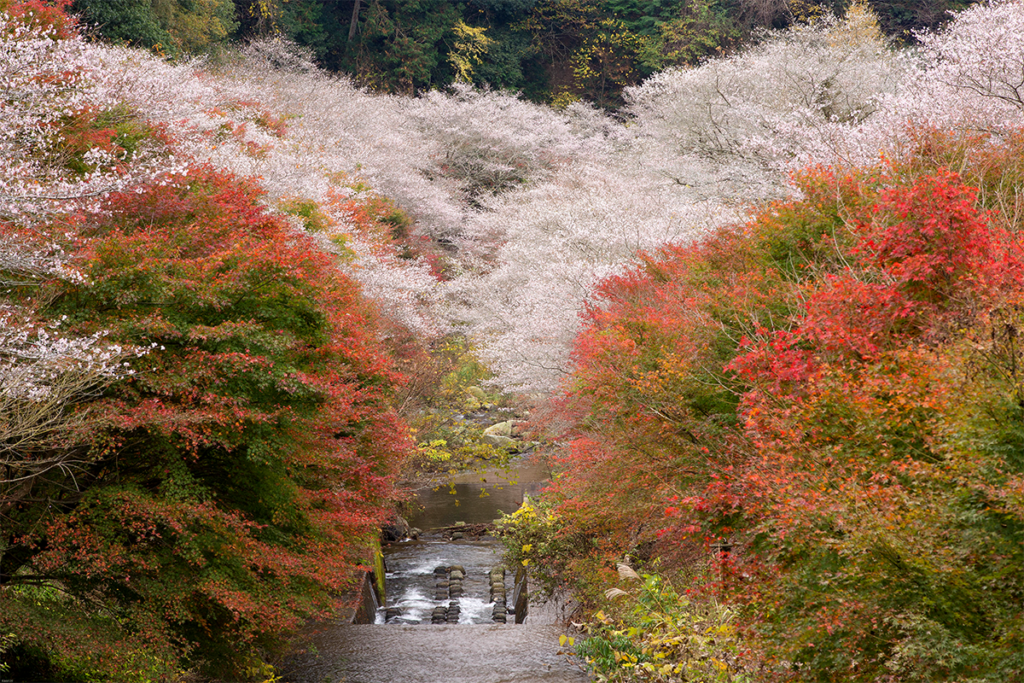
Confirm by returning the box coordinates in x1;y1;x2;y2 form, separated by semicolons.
282;458;586;682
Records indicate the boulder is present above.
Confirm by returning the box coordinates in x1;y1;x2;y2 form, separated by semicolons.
483;434;517;449
467;386;487;400
483;421;513;438
381;515;411;542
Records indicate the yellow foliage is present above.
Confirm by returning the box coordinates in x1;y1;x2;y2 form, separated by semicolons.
829;0;886;48
448;20;493;82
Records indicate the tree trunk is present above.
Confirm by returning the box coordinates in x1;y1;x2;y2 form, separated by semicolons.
349;0;362;42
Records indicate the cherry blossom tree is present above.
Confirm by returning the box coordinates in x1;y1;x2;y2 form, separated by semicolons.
624;1;904;188
0;312;143;514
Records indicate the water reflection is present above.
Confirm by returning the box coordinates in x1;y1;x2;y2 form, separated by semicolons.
408;459;551;529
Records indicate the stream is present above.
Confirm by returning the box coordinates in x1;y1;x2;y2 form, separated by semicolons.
281;457;590;683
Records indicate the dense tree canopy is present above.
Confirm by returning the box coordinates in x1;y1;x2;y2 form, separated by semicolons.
3;0;1024;680
61;0;984;102
0;6;415;679
507;136;1024;682
1;167;411;680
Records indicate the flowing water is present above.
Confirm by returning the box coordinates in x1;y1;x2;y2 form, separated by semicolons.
281;458;590;683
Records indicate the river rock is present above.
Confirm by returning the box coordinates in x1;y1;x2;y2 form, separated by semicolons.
449;569;465;580
451;531;464;540
483;421;512;437
381;515;411;542
483;434;517;449
450;565;465;574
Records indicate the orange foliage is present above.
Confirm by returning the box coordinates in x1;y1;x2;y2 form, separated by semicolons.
544;146;1024;681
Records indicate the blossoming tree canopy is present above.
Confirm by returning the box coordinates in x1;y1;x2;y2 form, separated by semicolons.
2;165;411;678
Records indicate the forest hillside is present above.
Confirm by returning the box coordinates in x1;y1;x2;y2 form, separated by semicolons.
69;0;981;105
1;0;1023;680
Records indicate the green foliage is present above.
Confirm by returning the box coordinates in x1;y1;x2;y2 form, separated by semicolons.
865;0;978;40
1;169;410;680
74;0;236;54
469;0;537;19
576;572;754;682
279;196;331;233
437;339;491;397
73;0;172;52
403;337;518;474
496;497;610;602
471;28;539;91
650;0;741;68
45;104;159;178
348;0;462;93
271;0;332;60
152;0;237;54
64;0;984;103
